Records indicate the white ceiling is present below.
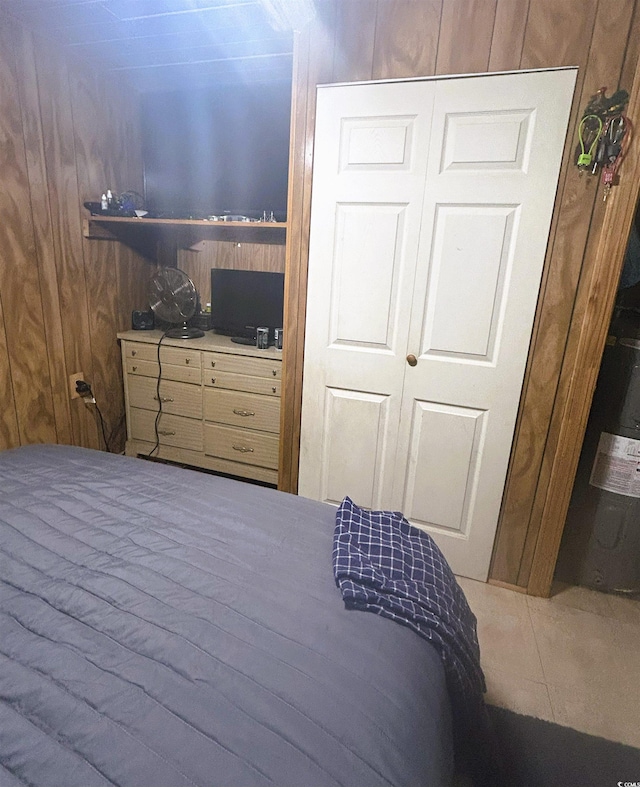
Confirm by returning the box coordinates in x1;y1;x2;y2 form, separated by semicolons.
1;0;299;91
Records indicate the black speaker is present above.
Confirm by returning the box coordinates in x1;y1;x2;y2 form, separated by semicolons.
132;310;155;330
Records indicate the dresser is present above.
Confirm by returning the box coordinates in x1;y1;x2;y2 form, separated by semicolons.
118;330;282;485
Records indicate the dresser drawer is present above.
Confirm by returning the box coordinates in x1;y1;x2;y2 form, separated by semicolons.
125;342;201;368
204;423;279;469
204;388;280;433
202;351;281;380
204;371;280;396
126;358;202;384
129;408;203;451
127;375;202;419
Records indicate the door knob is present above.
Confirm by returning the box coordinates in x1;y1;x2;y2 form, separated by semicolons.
406;354;418;367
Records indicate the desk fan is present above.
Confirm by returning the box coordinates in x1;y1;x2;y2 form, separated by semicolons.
148;268;204;339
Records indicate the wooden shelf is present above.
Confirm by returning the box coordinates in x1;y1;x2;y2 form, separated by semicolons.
84;215;287;259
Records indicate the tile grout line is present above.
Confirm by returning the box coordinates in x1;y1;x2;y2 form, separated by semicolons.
525;597;558;723
524;598;552;690
542;682;556;724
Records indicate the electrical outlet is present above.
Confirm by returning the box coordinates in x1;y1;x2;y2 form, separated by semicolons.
69;372;85;399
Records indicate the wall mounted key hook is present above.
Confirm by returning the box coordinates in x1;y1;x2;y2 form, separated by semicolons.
574;86;630;178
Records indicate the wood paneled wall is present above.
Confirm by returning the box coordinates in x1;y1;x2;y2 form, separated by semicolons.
280;0;640;592
179;241;286;306
0;11;149;454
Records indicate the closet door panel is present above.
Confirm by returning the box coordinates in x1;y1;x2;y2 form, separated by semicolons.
422;204;516;360
440;109;534;171
299;80;436;505
403;401;487;533
396;69;576;578
317;388;391;508
330;203;406;349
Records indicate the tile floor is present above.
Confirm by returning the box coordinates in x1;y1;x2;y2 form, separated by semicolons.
457;577;640;749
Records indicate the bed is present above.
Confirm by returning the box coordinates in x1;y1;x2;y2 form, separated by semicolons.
0;445;455;787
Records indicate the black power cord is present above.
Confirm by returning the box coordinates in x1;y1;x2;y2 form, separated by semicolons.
75;380;112;453
147;332;169;458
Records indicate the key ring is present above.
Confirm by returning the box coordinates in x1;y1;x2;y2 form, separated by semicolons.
606;115;626;147
601;113;633;199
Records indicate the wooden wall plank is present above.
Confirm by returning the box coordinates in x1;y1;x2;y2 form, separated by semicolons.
115;72;150;396
0;296;20;450
372;0;442;79
331;0;376;82
280;28;312;492
69;66;147;453
104;87;148;452
69;70;118;437
13;22;73;446
488;0;530;71
436;0;497;75
0;18;57;446
520;0;598;68
621;0;640;88
180;243;220;302
33;36;99;449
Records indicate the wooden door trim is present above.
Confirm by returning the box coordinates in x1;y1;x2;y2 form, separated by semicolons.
526;51;640;596
280;10;337;492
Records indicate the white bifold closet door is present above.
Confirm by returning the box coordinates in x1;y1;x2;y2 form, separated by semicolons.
299;69;576;580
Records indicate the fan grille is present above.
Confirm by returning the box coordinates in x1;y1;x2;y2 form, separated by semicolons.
148;268;204;339
149;268;199;324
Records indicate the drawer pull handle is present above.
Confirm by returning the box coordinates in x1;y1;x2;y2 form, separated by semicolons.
211;361;216;368
232;445;255;453
211;377;216;384
272;369;277;376
272;387;277;393
158;429;176;436
154;396;175;403
233;409;255;417
185;358;190;364
132;365;138;372
131;350;137;357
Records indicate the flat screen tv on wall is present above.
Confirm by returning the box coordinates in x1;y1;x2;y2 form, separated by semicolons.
142;81;291;221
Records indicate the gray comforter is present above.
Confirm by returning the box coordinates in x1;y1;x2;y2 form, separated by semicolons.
0;445;453;787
